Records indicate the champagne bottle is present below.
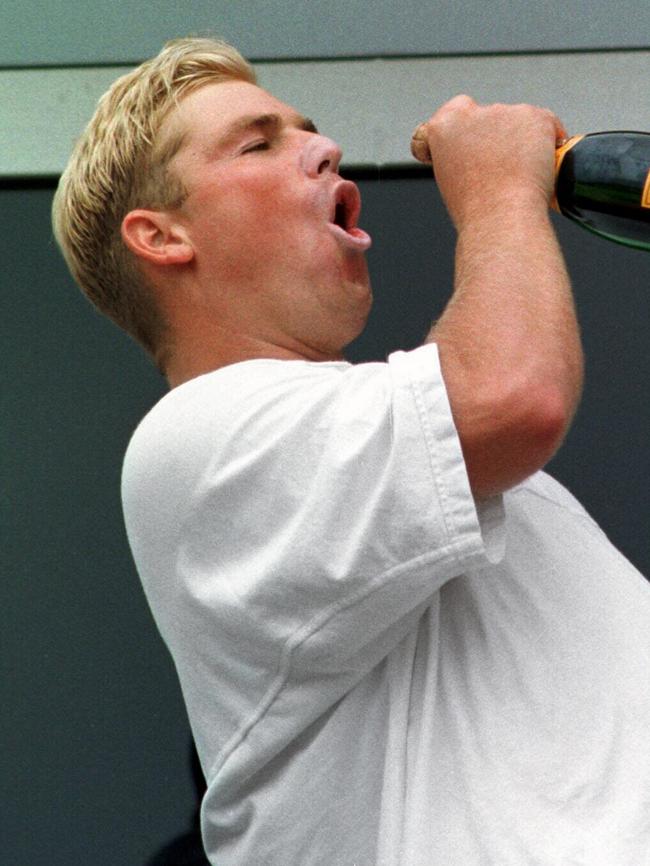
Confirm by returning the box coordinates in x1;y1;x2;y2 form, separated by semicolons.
553;132;650;251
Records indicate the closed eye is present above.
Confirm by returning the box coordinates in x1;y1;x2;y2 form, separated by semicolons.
241;140;271;154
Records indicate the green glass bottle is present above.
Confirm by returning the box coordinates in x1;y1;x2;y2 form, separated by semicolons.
553;131;650;251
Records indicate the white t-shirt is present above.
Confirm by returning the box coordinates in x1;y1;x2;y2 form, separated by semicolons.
122;344;650;866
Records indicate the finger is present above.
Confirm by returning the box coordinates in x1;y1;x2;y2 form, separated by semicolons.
537;106;568;144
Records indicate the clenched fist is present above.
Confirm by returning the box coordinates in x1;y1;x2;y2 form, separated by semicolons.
410;95;567;228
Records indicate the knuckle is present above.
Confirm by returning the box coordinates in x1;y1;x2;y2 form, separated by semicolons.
450;93;475;107
439;94;476;118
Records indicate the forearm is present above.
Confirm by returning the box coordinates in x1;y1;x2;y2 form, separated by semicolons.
429;190;584;498
412;97;584;498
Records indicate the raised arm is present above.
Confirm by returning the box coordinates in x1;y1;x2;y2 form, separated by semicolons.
412;96;584;500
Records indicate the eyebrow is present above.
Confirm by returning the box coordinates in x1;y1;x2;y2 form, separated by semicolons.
216;112;319;150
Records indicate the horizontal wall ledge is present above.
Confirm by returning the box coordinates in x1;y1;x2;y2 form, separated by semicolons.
2;49;649;177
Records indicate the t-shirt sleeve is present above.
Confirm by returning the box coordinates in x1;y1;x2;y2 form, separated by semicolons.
122;343;504;769
175;345;502;639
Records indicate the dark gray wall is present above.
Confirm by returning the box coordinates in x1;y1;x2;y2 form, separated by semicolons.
3;177;649;865
2;186;185;864
1;0;649;66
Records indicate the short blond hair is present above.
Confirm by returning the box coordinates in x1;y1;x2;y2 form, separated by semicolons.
52;37;256;366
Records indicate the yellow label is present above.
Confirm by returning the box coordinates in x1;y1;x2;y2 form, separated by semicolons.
551;134;585;212
642;169;650;209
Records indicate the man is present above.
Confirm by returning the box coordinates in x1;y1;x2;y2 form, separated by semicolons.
53;37;650;866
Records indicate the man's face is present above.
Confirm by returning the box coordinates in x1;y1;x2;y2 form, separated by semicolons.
162;80;373;360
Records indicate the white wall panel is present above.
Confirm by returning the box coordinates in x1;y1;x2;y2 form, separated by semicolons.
2;50;649;177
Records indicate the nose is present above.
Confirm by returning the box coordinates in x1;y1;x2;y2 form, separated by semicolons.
300;133;343;177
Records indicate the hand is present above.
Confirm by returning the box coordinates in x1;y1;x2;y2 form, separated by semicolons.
411;95;567;228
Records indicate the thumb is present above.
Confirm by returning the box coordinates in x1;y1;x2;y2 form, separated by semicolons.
410;123;433;164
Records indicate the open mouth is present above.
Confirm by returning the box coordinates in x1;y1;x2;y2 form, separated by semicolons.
334;202;348;230
328;181;372;250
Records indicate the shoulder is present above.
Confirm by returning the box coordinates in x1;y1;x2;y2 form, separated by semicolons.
123;349;445;466
120;346;458;532
121;357;389;499
124;359;348;456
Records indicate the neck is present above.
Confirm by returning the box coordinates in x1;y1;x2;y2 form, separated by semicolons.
164;325;344;388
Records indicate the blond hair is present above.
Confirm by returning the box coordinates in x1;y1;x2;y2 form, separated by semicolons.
52;37;256;367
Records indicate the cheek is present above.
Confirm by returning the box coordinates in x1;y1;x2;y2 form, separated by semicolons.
189;175;328;274
247;186;313;233
228;189;303;250
238;195;326;267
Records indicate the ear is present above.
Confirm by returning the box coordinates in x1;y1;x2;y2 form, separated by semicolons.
121;209;194;266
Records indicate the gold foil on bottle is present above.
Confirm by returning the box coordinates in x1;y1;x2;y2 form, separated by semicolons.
551;134;585;212
642;168;650;209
